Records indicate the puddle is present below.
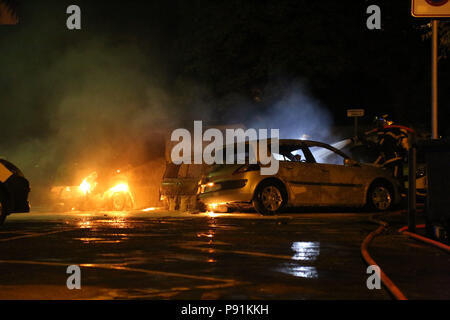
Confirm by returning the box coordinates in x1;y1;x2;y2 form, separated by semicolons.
76;237;127;243
291;242;320;261
276;264;319;279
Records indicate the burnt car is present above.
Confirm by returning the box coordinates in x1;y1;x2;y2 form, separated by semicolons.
159;163;210;211
0;159;30;225
344;137;428;198
198;139;401;215
50;171;134;212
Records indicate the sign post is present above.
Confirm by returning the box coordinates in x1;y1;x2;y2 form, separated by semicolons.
347;109;365;137
412;0;450;139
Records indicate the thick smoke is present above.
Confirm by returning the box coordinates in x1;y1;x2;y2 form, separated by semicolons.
1;39;173;184
246;83;333;142
0;2;183;187
0;2;335;196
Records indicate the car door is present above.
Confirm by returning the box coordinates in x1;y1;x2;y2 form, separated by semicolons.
275;147;328;206
308;145;365;206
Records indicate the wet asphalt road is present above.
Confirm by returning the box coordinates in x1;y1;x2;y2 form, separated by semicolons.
0;208;449;300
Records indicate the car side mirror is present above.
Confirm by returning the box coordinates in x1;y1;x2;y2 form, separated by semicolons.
344;158;359;166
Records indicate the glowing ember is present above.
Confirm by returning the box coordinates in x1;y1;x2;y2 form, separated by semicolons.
142;207;156;212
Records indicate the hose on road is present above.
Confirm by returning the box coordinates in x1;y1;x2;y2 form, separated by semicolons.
398;224;450;253
361;214;407;300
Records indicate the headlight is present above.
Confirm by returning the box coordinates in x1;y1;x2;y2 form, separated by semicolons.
199;180;247;193
199;182;221;193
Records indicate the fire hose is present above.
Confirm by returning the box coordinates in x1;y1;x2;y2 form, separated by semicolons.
398;224;450;252
362;212;450;300
361;214;407;300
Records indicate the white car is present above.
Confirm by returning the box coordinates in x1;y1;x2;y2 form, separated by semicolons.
198;139;401;215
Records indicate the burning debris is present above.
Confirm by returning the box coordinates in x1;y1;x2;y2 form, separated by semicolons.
50;171;134;212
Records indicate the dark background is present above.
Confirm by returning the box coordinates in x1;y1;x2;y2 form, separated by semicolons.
0;0;449;182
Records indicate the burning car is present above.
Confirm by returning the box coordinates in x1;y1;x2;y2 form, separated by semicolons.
159;163;210;211
51;171;134;211
198;139;401;215
0;159;30;225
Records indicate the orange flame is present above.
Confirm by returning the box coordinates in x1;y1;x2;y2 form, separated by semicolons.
79;178;92;195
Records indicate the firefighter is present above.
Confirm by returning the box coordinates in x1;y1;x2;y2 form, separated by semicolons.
363;115;414;179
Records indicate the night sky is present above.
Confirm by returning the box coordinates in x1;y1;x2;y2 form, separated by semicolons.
0;0;449;182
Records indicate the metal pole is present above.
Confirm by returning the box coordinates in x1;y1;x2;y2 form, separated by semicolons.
408;146;416;233
431;20;439;140
354;117;358;137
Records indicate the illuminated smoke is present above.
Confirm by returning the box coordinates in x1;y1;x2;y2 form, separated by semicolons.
247;83;334;143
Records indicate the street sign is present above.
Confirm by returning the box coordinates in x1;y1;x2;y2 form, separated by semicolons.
347;109;365;137
412;0;450;18
347;109;365;117
412;1;446;138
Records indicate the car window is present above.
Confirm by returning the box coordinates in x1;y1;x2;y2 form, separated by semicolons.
163;163;180;178
272;152;290;161
275;149;308;162
290;149;307;162
309;146;346;165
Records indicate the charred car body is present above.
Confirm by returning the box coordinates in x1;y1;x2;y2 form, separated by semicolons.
50;171;134;211
198;139;401;215
0;159;30;225
160;163;210;211
159;124;243;211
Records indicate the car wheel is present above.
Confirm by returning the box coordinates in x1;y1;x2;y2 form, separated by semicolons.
110;192;126;211
367;182;393;211
253;181;287;215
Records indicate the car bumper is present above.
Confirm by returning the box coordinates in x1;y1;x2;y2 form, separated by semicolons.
198;180;254;205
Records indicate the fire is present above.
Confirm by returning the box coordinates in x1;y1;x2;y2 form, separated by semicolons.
206;202;228;215
79;172;98;195
108;183;129;193
103;182;134;207
209;203;218;210
79;178;92;195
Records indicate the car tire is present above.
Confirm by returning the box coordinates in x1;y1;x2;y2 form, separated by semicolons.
110;192;127;211
367;182;393;211
253;180;287;215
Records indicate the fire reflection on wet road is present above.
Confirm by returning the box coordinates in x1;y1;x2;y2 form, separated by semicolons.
0;209;448;299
